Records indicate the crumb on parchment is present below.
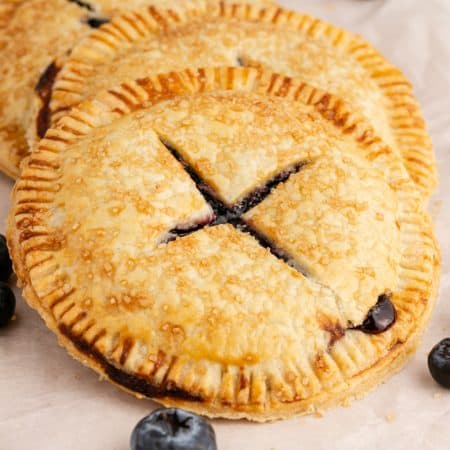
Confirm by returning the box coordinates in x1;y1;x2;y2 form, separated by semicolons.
385;412;396;423
314;409;324;418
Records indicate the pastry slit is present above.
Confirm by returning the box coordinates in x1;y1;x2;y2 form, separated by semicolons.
159;140;395;332
67;0;94;12
159;141;308;276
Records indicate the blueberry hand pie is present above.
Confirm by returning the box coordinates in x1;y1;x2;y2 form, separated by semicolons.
41;3;437;198
0;0;272;179
8;67;439;421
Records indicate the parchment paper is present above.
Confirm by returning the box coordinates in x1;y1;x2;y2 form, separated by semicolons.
1;1;449;448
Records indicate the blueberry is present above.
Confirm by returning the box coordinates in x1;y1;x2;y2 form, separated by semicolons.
357;293;396;334
0;234;13;282
0;282;16;327
130;408;217;450
428;338;450;388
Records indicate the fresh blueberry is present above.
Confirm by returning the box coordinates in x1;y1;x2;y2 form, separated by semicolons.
0;282;16;327
428;338;450;388
130;408;217;450
357;293;396;334
0;234;13;282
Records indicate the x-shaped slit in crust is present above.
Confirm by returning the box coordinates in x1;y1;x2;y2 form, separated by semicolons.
160;141;308;275
159;141;396;334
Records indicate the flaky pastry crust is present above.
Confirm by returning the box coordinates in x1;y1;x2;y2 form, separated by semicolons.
42;2;437;198
0;0;273;178
8;67;440;421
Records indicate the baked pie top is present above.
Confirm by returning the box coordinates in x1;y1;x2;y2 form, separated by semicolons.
0;0;272;179
45;3;437;198
8;67;439;421
0;0;90;178
92;0;273;14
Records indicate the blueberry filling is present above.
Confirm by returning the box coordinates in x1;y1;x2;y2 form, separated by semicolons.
67;0;94;12
35;62;61;138
130;408;217;450
355;293;396;334
162;142;305;221
161;143;306;271
163;218;215;244
231;162;306;215
85;16;110;28
161;142;395;335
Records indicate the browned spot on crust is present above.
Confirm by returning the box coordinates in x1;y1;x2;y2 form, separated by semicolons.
388;339;404;352
150;350;166;376
166;9;180;23
35;62;61;139
16;216;42;230
148;5;169;28
343;123;357;134
316;94;330;112
318;313;346;347
273;8;284;24
68;311;87;329
275;77;291;97
314;353;329;373
326;323;345;346
107;89;135;111
267;73;278;94
19;230;48;243
58;324;202;402
239;368;249;390
119;337;134;365
91;328;107;347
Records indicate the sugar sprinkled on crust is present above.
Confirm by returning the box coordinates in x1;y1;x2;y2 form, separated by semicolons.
7;67;439;421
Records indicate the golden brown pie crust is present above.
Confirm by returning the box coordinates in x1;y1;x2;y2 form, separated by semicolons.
0;0;273;179
8;67;440;421
44;3;437;199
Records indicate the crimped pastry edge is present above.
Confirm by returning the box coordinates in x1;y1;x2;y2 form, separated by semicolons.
7;204;440;422
47;1;437;198
8;67;440;421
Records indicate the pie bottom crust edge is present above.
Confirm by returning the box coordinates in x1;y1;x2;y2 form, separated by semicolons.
6;67;441;422
7;210;440;422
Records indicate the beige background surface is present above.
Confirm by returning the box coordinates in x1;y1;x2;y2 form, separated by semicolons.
1;0;449;449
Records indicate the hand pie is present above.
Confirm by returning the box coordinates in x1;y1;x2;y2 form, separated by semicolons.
8;67;439;421
0;0;272;179
40;3;437;199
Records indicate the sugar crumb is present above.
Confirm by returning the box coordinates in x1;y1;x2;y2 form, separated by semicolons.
385;412;396;423
314;409;324;418
433;392;443;399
